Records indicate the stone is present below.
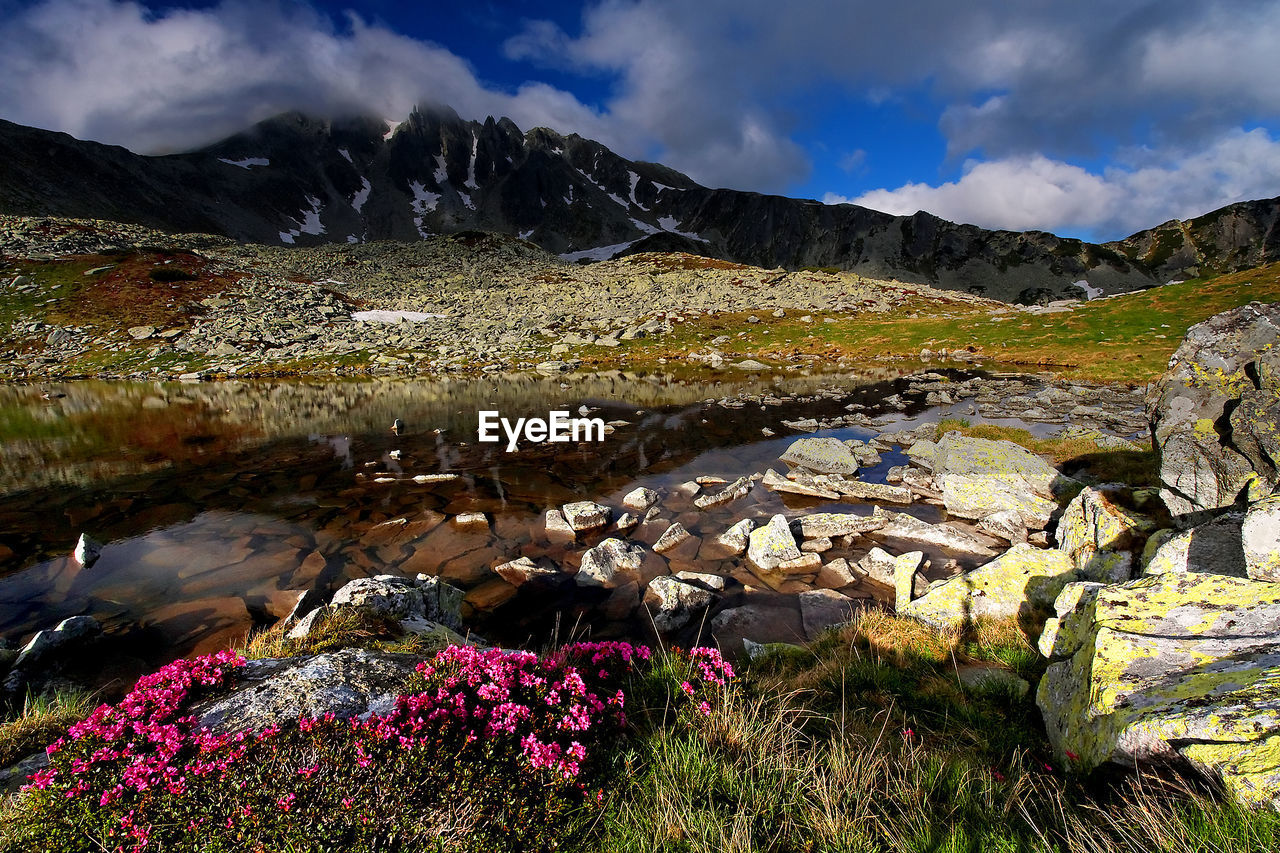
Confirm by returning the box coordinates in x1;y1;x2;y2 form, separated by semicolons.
762;468;839;499
1142;511;1248;578
794;512;885;539
577;538;646;587
644;576;715;633
464;578;518;611
893;551;925;611
903;543;1076;629
779;437;860;475
281;588;326;626
544;509;576;542
905;438;939;470
693;476;752;509
715;519;755;556
654;522;693;554
816;558;859;590
622;487;660;513
1055;486;1156;584
799;589;862;639
710;599;807;658
1149;303;1280;519
72;532;102;567
562;501;610;532
800;537;832;553
12;616;101;672
286;606;328;640
1243;494;1280;582
930;433;1075;528
493;556;560;586
674;570;727;591
194;649;423;734
329;574;463;630
870;511;999;559
778;552;822;574
1037;572;1280;810
127;325;157;340
747;514;802;571
813;476;913;504
977;509;1028;544
614;512;639;533
451;511;489;531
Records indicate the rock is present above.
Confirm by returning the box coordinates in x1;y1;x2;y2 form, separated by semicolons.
544;509;577;542
800;537;832;553
812;559;854;590
715;519;755;556
286;606;328;640
799;589;862;639
675;570;727;591
654;522;693;554
194;649;423;734
72;532;102;567
694;476;752;509
1243;494;1280;581
11;615;101;673
127;325;156;340
778;553;822;574
747;514;802;571
451;511;489;531
493;556;560;586
562;500;611;532
622;487;660;513
1142;511;1248;578
281;588;326;626
954;666;1030;699
577;538;646;587
1055;487;1156;584
464;578;518;611
780;437;860;475
813;476;913;504
644;576;715;633
977;509;1028;544
1038;572;1280;810
1147;302;1280;519
793;512;885;539
711;599;807;657
903;543;1076;629
762;467;839;499
893;551;925;611
1037;582;1106;660
870;511;999;559
614;512;639;533
329;574;463;630
930;433;1075;528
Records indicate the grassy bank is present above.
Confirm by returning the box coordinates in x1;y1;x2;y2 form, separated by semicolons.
2;609;1276;852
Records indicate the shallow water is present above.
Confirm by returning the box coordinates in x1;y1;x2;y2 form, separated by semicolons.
0;365;1016;691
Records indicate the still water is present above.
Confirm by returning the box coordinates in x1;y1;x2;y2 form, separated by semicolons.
0;365;989;691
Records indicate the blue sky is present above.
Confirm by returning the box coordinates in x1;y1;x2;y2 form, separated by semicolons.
1;0;1279;241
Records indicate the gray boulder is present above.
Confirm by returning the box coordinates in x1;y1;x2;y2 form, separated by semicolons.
1146;302;1280;520
328;574;463;631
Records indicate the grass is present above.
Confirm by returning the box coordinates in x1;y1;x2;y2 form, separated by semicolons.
611;261;1280;384
3;614;1277;852
235;607;472;661
0;688;95;769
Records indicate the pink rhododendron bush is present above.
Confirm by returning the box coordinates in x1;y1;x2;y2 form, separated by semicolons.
6;642;734;853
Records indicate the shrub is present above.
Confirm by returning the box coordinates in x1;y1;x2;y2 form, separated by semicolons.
3;643;734;853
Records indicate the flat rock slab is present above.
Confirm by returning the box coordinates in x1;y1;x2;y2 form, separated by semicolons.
780;437;859;475
903;543;1075;629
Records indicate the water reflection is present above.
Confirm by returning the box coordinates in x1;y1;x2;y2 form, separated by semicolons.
0;365;981;691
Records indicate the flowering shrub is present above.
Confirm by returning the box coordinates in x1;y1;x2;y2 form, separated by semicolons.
7;641;733;853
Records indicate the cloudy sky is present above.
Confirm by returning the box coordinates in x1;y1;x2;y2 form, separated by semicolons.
1;0;1278;241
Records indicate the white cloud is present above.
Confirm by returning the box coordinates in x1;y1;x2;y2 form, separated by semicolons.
841;128;1280;238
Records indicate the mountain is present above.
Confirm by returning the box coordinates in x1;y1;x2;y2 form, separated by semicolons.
1;106;1277;303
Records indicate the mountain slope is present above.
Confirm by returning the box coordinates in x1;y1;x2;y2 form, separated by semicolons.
1;107;1276;302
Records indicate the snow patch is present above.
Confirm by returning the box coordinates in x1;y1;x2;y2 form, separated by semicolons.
464;133;479;191
353;310;448;323
383;120;402;141
218;157;268;169
1071;279;1103;300
346;235;360;244
409;181;442;238
630;218;660;235
559;240;640;263
628;171;647;209
278;196;325;244
351;178;372;213
519;229;535;240
656;216;706;241
433;155;449;185
338;148;352;163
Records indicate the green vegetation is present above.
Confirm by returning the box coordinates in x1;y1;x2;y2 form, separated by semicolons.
4;613;1277;852
0;689;94;770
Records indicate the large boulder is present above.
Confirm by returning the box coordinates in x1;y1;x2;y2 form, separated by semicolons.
902;543;1076;629
1141;511;1248;578
328;574;463;631
643;576;715;633
1147;302;1280;521
779;437;859;475
928;433;1076;528
1244;493;1280;582
1038;572;1280;810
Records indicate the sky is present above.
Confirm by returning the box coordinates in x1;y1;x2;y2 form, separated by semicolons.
1;0;1278;242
